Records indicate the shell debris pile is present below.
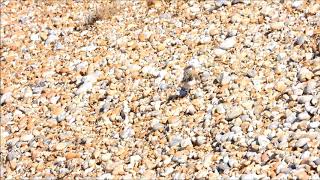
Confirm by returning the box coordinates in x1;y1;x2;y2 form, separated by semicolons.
1;0;320;179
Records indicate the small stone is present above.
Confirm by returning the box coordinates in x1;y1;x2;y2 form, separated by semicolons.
157;43;166;51
228;159;239;168
286;112;297;123
173;172;185;180
218;72;231;85
0;92;12;104
190;5;200;13
217;163;229;172
295;138;309;148
305;53;314;60
196;136;206;145
185;105;196;115
6;152;16;161
161;167;174;177
213;48;227;56
101;153;112;162
112;164;125;175
180;138;192;148
46;34;58;44
76;82;93;95
271;22;285;30
81;44;97;52
172;153;187;164
200;35;212;44
297;95;313;104
295;36;305;45
195;170;208;179
247;70;256;78
22;87;33;98
314;158;320;165
120;126;135;139
98;174;112;180
20;134;34;141
30;34;40;41
39;32;48;40
257;135;270;148
294;169;309;180
55;42;64;50
93;150;101;159
128;155;142;168
138;33;146;41
203;154;213;168
226;106;243;120
292;0;304;9
298;68;314;82
304;81;317;94
297;112;311;121
208;24;218;36
274;81;287;92
216;104;226;114
169;135;183;147
309;122;320;129
277;53;287;61
142;170;156;179
65;152;80;160
219;37;236;50
151;119;163;131
127;40;138;49
301;151;310;159
241;174;257;180
56;142;67;151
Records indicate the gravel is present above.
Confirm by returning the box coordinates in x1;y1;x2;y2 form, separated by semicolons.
1;0;319;179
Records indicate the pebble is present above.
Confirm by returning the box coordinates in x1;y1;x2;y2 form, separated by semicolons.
295;138;309;148
309;122;320;129
297;95;313;104
20;134;34;141
277;53;287;61
226;107;243;120
213;48;227;56
241;173;257;180
76;82;93;94
292;0;304;9
196;136;206;145
304;81;317;94
219;37;237;50
151;119;163;131
169;135;183;147
298;68;314;82
195;170;208;179
98;173;112;180
180;138;192;148
257;135;270;148
0;92;12;104
101;153;112;162
55;142;67;151
161;167;174;177
190;5;200;14
295;36;305;45
274;81;287;92
314;158;320;165
173;172;185;180
218;72;231;85
297;112;311;121
120;126;135;139
208;24;218;36
81;44;97;52
30;34;40;41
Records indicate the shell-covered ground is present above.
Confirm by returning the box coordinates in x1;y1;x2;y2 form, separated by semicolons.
1;0;320;179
